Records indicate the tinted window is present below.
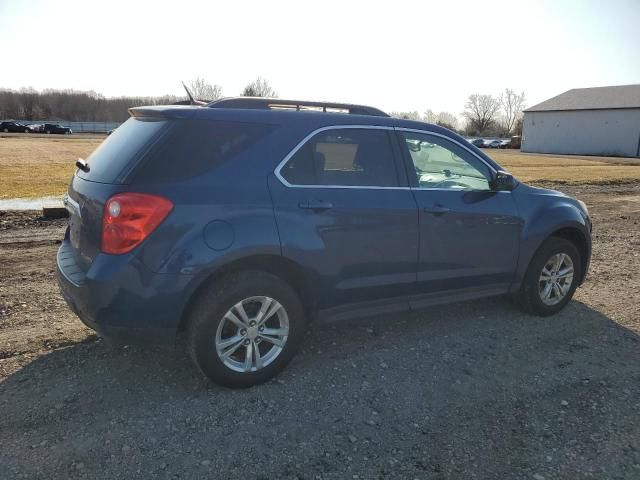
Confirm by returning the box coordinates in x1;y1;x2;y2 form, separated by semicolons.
281;128;400;187
133;120;274;183
401;132;492;191
78;118;167;183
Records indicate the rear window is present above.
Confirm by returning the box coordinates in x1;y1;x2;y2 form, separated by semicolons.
78;118;167;183
131;119;274;183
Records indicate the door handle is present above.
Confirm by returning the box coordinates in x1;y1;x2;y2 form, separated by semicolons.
299;200;333;211
423;204;450;216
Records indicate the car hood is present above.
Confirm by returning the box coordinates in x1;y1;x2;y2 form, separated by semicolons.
519;184;566;197
515;183;589;218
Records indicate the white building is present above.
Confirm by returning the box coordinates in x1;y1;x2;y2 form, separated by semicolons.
522;84;640;157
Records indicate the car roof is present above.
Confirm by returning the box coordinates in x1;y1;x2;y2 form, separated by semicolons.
128;104;504;171
130;104;453;133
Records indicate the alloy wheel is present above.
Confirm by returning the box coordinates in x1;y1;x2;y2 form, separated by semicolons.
215;296;289;373
538;253;574;306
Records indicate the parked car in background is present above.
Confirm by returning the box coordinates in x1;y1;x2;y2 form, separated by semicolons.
468;138;485;148
42;123;72;134
487;139;502;148
510;135;522;149
0;121;35;133
57;98;592;388
499;139;511;149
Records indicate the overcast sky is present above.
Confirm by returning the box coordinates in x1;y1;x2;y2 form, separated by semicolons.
1;0;638;115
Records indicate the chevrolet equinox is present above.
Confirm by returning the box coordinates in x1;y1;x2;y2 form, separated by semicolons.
57;98;592;388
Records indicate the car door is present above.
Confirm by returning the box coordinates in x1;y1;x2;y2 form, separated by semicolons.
268;126;419;315
395;129;522;307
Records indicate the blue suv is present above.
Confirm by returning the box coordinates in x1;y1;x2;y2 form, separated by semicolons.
57;98;592;387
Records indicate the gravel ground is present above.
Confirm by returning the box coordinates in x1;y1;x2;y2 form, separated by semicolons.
0;184;639;480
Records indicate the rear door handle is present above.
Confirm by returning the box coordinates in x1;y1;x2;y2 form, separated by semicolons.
299;200;333;211
423;204;450;215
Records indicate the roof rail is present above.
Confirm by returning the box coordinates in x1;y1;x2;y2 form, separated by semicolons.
206;97;389;117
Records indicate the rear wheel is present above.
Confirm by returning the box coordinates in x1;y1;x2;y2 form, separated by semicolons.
2;128;7;133
187;271;305;388
517;237;582;316
24;128;29;133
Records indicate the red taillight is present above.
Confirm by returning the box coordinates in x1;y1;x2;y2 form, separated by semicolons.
101;193;173;255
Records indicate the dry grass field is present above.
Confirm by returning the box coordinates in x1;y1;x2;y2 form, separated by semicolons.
1;135;640;198
0;135;102;198
491;149;640;185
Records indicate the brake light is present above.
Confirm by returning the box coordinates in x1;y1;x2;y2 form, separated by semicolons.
101;193;173;255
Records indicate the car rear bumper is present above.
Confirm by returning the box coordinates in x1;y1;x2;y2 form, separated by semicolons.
56;238;193;345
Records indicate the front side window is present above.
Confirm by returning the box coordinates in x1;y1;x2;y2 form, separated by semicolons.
401;132;492;191
281;128;400;187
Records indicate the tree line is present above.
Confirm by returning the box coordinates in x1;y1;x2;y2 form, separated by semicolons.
391;88;526;137
1;78;524;136
0;77;277;123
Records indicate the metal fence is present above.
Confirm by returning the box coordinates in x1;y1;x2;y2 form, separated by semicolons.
61;121;122;133
3;120;122;133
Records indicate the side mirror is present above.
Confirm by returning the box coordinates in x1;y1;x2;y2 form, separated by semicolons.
490;170;516;191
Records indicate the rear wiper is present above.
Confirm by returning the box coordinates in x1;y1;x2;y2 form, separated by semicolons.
76;158;90;172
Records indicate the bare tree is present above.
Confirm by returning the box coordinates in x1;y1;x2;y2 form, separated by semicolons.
18;87;38;119
188;77;223;101
390;111;422;121
463;94;500;134
422;109;437;123
436;111;458;131
499;88;526;135
390;109;458;131
241;77;277;97
0;87;183;122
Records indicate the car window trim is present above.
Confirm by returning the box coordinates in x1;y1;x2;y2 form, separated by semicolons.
394;127;498;175
275;125;502;191
393;128;512;193
274;125;409;190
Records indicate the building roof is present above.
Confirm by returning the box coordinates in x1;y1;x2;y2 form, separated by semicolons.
525;84;640;112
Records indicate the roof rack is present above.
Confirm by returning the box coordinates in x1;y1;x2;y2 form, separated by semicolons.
206;97;389;117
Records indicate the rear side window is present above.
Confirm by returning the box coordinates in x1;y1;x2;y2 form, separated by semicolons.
133;120;274;183
79;118;167;183
280;128;400;187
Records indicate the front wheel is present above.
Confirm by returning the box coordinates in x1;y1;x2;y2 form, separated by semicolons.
517;237;582;316
187;271;305;388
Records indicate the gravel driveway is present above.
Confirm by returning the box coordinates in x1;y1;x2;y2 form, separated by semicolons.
1;184;639;479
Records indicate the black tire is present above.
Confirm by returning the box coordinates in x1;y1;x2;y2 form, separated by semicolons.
517;236;582;316
187;270;306;388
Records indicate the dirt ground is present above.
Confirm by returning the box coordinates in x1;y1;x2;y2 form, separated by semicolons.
1;183;639;479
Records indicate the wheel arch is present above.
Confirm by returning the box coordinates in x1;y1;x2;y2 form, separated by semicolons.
177;254;316;334
515;201;591;292
549;226;589;283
